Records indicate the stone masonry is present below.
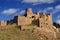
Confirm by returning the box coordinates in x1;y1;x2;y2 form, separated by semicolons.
0;20;7;26
0;8;52;28
13;8;52;27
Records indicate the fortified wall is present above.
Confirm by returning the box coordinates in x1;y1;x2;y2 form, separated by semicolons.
0;20;7;26
13;8;52;27
0;8;52;28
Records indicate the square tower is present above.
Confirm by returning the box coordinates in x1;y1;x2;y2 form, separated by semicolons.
26;8;33;17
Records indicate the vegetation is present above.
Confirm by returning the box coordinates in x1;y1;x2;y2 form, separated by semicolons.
0;23;60;40
0;26;40;40
0;25;52;40
27;23;37;26
53;22;60;28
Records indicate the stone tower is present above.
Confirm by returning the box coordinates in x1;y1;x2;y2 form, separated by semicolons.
39;13;52;28
39;13;45;27
45;14;52;27
26;8;33;17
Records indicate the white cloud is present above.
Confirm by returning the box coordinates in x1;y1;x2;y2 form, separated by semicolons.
56;15;60;25
2;8;19;14
22;0;55;4
22;0;38;3
55;5;60;10
57;15;60;19
41;5;60;14
56;19;60;25
20;10;25;14
46;7;54;10
43;7;54;14
52;5;60;14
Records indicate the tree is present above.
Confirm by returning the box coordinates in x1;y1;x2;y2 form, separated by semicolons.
53;22;60;28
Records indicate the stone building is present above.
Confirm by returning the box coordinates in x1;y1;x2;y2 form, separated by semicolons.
0;20;7;26
0;8;52;28
12;8;52;27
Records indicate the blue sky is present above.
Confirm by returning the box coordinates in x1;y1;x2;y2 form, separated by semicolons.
0;0;60;24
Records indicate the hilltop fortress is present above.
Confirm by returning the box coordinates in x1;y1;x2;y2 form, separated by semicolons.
0;8;52;28
0;8;59;40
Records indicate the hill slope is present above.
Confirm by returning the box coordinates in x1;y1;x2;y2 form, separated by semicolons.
0;25;59;40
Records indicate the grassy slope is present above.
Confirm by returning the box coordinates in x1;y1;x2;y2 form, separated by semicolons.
0;26;52;40
0;24;59;40
0;26;40;40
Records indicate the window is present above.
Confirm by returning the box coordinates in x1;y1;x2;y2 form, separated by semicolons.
46;23;48;25
41;26;43;28
32;16;35;18
40;16;42;18
41;23;42;24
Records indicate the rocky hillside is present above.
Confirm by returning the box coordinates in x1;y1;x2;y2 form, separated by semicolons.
0;24;60;40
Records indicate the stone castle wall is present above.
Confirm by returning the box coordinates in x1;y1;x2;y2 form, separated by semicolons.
14;8;52;27
0;20;7;26
0;8;52;28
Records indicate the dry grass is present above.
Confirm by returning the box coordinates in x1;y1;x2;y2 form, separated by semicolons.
0;24;59;40
0;25;40;40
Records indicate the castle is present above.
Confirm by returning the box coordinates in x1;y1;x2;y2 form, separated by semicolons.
0;8;52;28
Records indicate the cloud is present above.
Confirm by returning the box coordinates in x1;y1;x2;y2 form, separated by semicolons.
2;8;19;14
56;19;60;25
57;15;60;19
41;5;60;14
20;10;25;14
46;7;54;10
55;5;60;10
42;7;54;14
52;5;60;14
22;0;55;4
55;15;60;25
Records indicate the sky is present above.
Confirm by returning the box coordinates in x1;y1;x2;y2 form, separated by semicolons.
0;0;60;24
